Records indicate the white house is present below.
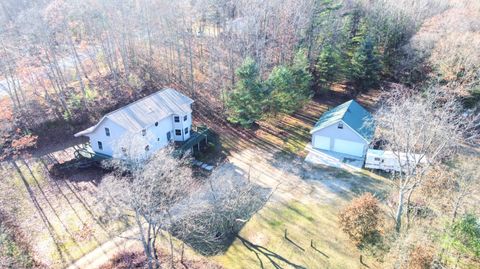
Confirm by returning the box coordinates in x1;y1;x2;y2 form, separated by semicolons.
74;88;194;158
310;100;374;158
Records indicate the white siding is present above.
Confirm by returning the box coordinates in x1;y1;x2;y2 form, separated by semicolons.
311;120;368;157
87;118;128;157
87;107;192;158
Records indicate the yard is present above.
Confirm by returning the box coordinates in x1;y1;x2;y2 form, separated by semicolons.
0;88;391;269
0;148;130;268
213;147;392;269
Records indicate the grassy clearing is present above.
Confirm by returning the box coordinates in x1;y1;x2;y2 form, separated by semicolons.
215;198;379;269
210;148;391;269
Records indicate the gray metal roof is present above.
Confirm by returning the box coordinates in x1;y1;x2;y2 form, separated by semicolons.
310;100;375;142
75;88;193;137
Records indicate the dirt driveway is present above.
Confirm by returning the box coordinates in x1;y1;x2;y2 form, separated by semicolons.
225;147;389;205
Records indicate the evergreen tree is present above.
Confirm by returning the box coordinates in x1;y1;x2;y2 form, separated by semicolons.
291;49;313;100
315;45;340;91
266;50;312;115
349;37;382;92
266;66;295;115
226;57;265;127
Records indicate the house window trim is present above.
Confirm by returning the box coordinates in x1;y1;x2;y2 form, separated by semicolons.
97;141;103;150
338;122;344;129
174;116;180;123
167;131;172;141
142;129;147;136
175;129;182;136
105;127;110;136
184;115;188;121
184;127;189;135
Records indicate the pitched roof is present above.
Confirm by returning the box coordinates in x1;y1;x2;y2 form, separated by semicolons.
75;88;193;137
310;100;375;141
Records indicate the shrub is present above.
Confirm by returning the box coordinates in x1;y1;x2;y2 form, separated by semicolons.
11;133;38;151
407;245;434;269
442;214;480;265
339;192;382;246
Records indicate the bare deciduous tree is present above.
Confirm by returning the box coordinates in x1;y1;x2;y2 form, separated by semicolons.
98;145;195;269
373;86;478;232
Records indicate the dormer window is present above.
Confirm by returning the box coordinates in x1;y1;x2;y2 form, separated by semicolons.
105;128;110;136
142;129;146;136
174;116;180;123
338;122;344;129
155;122;159;127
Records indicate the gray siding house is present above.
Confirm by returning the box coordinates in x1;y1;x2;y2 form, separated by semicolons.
310;100;374;158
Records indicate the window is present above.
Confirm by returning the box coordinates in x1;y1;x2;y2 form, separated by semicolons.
145;145;150;151
142;129;146;136
105;128;110;136
184;115;188;121
174;116;180;123
184;127;189;134
338;123;344;129
374;157;381;161
97;141;103;150
175;129;181;136
155;122;159;127
166;131;171;141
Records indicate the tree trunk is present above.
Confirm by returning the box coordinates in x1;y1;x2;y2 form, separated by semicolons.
395;189;405;232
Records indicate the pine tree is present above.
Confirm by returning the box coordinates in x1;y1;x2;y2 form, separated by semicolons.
350;37;382;92
266;50;312;115
266;66;295;115
226;57;265;127
291;49;313;100
315;45;340;91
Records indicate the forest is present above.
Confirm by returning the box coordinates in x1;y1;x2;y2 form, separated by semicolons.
0;0;479;268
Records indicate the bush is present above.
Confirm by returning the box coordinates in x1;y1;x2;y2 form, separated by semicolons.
407;245;434;269
442;214;480;266
339;192;382;246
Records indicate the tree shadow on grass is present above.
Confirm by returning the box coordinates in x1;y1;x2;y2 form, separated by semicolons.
237;236;307;269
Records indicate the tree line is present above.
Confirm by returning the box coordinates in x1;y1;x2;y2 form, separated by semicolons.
0;0;451;134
